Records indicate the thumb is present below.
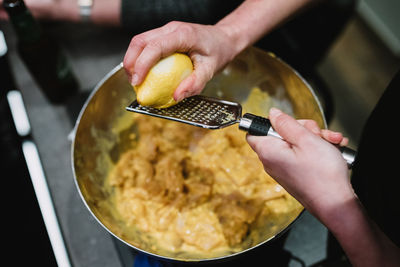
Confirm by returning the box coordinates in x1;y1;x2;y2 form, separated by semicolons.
173;64;213;102
269;108;310;146
246;133;293;172
173;73;196;102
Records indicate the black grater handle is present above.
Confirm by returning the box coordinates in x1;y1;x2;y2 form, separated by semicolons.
239;113;272;136
238;113;356;168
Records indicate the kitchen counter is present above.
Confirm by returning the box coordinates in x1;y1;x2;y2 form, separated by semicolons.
1;21;331;267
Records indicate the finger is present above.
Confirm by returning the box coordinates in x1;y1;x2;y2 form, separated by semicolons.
321;129;344;145
246;134;292;167
268;107;312;146
123;24;177;80
173;74;196;101
131;29;194;86
131;43;165;86
132;42;177;86
340;137;349;147
173;62;213;101
298;119;321;135
123;34;149;80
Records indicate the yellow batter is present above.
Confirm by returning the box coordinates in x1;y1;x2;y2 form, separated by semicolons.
108;87;301;256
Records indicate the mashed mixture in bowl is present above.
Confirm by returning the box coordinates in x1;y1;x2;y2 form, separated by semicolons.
107;88;302;258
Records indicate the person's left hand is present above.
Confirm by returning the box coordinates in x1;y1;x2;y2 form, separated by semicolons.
123;21;241;102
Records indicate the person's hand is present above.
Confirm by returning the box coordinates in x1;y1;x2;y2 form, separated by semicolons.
297;119;349;147
123;21;240;102
246;108;354;220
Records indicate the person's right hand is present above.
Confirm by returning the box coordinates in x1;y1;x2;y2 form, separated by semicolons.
123;21;241;102
247;108;355;221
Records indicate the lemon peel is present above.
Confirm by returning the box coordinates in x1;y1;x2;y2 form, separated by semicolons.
134;53;193;109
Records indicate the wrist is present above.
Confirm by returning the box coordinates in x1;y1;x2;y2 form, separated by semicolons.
316;194;400;266
50;1;80;22
77;0;93;22
214;21;249;58
304;185;358;232
320;195;363;234
90;0;121;26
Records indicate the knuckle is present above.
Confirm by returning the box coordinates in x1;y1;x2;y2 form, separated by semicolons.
198;62;214;80
176;23;195;36
145;42;165;59
165;20;181;28
130;35;147;48
306;120;319;128
146;40;161;51
122;55;131;70
192;65;214;92
274;113;290;130
304;120;321;133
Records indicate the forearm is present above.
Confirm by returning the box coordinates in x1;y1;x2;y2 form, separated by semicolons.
90;0;121;25
215;0;314;56
19;0;121;25
318;196;400;267
58;0;121;25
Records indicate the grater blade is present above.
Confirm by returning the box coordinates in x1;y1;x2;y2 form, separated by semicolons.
126;95;242;129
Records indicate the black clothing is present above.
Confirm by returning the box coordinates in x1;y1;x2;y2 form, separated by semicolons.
121;0;243;32
351;69;400;247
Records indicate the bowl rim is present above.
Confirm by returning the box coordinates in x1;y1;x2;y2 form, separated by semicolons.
70;50;325;262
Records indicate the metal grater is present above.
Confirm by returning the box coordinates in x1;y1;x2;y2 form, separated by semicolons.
127;95;243;129
126;95;356;168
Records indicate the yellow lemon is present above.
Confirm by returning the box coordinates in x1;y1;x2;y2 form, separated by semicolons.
134;53;193;108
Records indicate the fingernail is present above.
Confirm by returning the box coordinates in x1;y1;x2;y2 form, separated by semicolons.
184;91;193;99
175;91;190;102
269;107;281;117
175;94;186;102
131;73;138;86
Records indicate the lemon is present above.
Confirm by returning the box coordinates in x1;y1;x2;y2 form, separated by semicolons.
134;53;193;108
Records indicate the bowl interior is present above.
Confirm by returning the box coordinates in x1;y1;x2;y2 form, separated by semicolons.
72;47;325;261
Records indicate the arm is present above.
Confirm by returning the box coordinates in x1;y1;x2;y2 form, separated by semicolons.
0;0;121;25
123;0;315;101
247;108;400;267
322;195;400;266
215;0;314;60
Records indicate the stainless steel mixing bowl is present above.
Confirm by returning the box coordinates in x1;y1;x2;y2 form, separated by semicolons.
71;46;326;263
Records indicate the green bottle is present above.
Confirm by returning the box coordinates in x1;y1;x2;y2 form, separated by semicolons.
3;0;79;104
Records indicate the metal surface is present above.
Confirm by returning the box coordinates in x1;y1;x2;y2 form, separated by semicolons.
340;146;357;168
72;46;327;262
126;95;241;129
